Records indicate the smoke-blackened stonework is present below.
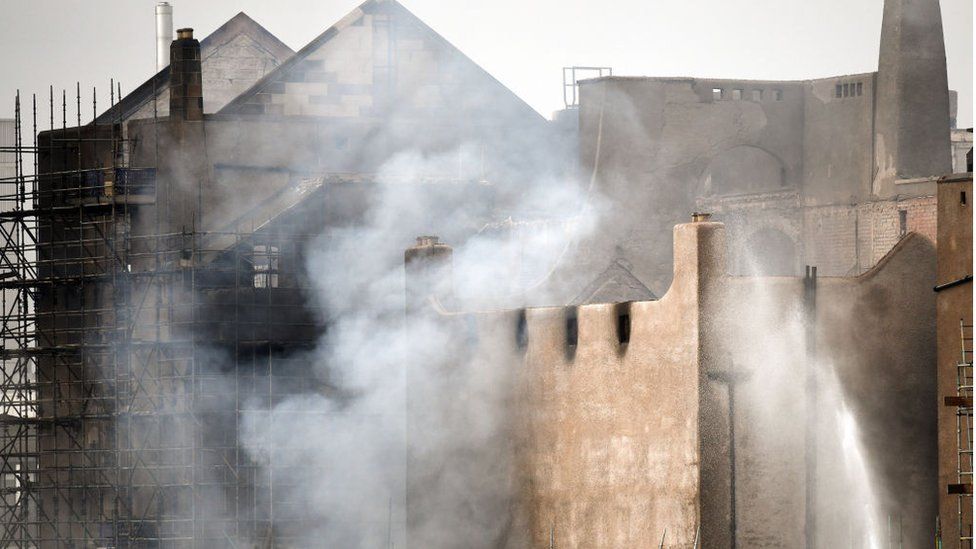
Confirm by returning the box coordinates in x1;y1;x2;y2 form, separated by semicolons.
0;0;969;546
568;0;956;299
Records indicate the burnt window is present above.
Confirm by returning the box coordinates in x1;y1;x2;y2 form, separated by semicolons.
253;245;280;288
712;88;724;100
565;309;578;348
731;88;743;100
773;89;783;101
616;305;631;345
898;210;908;237
752;89;763;101
515;310;528;350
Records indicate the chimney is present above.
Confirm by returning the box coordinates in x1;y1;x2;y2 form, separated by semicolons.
873;0;951;196
169;28;203;121
155;2;173;72
404;236;454;314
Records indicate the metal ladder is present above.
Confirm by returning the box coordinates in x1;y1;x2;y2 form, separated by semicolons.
950;320;974;547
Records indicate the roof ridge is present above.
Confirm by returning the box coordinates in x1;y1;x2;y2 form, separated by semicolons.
218;0;544;121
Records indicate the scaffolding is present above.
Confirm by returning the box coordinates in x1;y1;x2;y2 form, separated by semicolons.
948;320;974;548
0;85;327;548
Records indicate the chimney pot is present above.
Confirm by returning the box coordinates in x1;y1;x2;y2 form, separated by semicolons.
692;212;712;223
177;28;193;40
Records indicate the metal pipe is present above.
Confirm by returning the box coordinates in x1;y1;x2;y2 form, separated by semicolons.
155;2;173;72
933;274;973;293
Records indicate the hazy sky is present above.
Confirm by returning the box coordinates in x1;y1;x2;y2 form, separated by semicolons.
0;0;971;126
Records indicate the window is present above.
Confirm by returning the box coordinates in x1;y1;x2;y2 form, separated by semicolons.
961;191;967;205
565;309;578;348
253;245;279;288
752;89;763;101
898;210;908;237
712;88;724;100
731;88;743;100
515;310;528;350
837;82;863;100
616;305;631;345
773;89;783;101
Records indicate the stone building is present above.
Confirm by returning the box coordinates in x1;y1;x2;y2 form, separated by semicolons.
96;12;294;124
404;218;938;547
0;0;968;546
568;0;963;298
10;0;560;546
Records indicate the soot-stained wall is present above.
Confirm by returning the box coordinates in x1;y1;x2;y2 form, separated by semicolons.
411;220;937;547
572;0;952;297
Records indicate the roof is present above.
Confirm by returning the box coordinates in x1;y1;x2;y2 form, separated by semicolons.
218;0;543;122
94;12;293;124
572;258;657;305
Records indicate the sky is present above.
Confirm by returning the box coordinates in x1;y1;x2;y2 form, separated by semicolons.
0;0;971;126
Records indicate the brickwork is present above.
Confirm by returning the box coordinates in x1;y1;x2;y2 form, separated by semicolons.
221;1;542;127
697;187;937;278
803;195;936;276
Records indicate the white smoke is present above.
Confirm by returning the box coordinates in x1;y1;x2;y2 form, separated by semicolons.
234;142;600;547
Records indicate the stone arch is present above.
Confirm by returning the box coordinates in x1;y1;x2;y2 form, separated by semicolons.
703;145;785;196
738;228;796;276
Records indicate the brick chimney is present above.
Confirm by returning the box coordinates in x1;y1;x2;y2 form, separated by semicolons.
169;28;203;121
404;236;454;314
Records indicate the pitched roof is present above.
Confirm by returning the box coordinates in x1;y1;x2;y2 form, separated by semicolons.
572;258;657;305
95;12;293;124
218;0;543;121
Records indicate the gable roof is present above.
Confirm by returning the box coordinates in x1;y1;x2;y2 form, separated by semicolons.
572;258;657;305
95;12;293;124
218;0;543;121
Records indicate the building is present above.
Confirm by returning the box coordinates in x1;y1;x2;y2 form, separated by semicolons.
563;0;959;300
404;218;938;547
936;173;973;548
0;0;968;546
1;0;560;546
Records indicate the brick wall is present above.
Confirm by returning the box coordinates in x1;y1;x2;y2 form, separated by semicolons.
803;195;936;276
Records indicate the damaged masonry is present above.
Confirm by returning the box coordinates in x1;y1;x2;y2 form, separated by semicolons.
0;0;971;547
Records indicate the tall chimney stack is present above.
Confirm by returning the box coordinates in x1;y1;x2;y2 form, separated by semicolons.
169;28;203;121
872;0;951;196
155;2;173;72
